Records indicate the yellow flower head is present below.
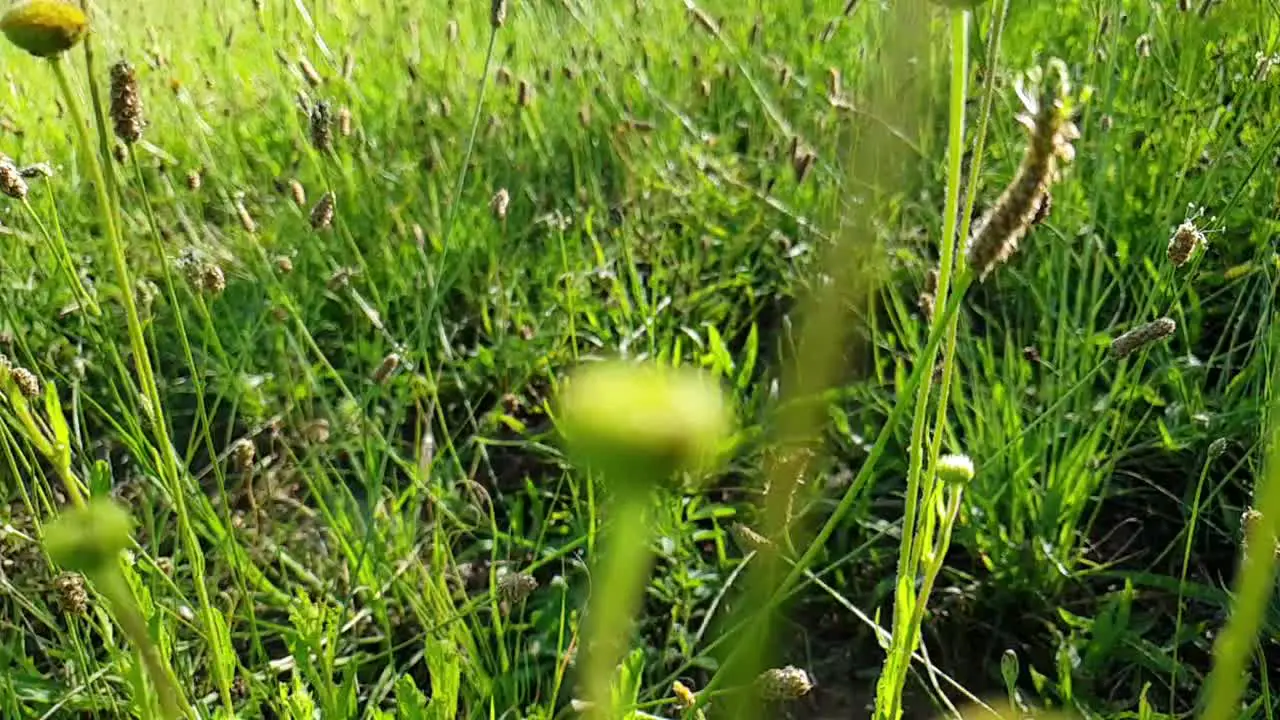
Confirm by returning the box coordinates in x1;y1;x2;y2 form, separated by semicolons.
43;497;134;574
556;360;733;491
1;0;88;58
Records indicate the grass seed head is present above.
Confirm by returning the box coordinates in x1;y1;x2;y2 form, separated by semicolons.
230;438;255;472
1167;221;1205;267
0;162;29;200
491;187;510;220
497;571;537;604
1109;317;1176;359
337;106;352;136
43;498;134;575
109;60;144;144
200;264;226;296
374;352;401;384
0;0;88;58
298;56;322;87
917;292;936;323
235;198;257;233
490;0;507;28
20;162;53;179
309;100;333;153
730;523;771;552
756;666;814;700
10;366;39;398
289;179;307;207
966;58;1078;282
310;191;336;230
185;168;202;190
53;572;88;615
1135;34;1152;58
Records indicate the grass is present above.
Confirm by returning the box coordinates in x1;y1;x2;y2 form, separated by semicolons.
1;0;1279;718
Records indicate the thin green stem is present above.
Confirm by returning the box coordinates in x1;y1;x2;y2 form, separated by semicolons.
50;56;231;715
1201;378;1280;718
49;58;151;403
581;487;654;720
96;567;193;720
875;12;969;719
1171;448;1215;711
21;199;100;317
887;487;965;720
130;151;237;714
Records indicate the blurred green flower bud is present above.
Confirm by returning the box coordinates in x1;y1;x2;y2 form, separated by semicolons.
0;0;88;58
936;453;975;486
43;497;133;574
556;360;732;490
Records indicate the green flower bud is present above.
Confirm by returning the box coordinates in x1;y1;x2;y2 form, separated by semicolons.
0;0;88;58
556;361;732;490
936;453;975;486
43;497;133;574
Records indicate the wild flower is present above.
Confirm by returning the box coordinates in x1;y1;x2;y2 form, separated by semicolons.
0;0;87;58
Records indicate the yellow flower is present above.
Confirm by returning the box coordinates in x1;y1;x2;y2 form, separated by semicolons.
1;0;88;58
43;497;134;574
556;360;733;490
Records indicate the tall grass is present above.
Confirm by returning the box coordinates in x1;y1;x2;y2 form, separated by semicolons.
0;0;1278;719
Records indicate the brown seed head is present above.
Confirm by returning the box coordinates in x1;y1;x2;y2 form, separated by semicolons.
917;292;936;323
310;191;336;230
20;162;54;179
1135;34;1152;59
298;56;322;87
374;352;401;384
235;197;257;233
109;60;144;144
200;264;226;296
730;523;771;552
756;666;814;700
230;438;255;472
337;106;352;136
497;571;537;604
11;366;39;398
54;572;88;615
966;59;1078;282
490;0;507;28
310;100;333;153
923;268;940;295
1109;317;1176;359
1167;221;1204;267
491;188;510;220
827;67;842;98
289;179;307;207
0;162;28;200
186;168;202;190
